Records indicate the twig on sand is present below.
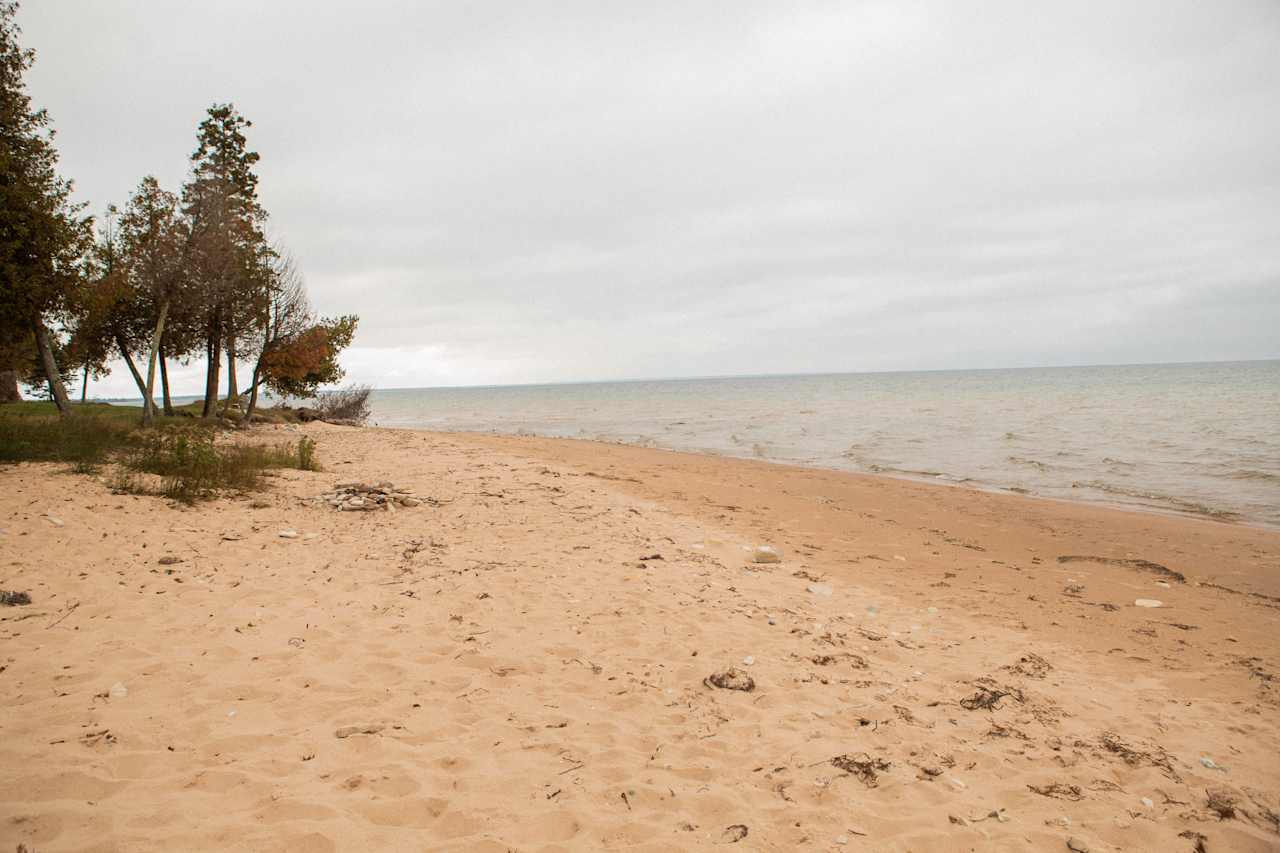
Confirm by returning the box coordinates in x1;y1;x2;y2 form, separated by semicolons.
46;600;80;629
558;762;586;776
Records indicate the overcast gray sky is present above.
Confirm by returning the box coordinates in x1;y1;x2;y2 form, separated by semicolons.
22;0;1280;395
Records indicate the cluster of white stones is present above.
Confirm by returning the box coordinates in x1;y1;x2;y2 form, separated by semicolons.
318;481;421;511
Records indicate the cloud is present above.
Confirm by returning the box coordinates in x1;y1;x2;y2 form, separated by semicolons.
20;0;1280;397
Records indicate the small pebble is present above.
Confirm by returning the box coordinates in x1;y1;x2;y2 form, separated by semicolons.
835;835;848;846
1134;598;1163;608
1140;797;1153;808
742;656;755;666
278;530;298;539
108;682;128;699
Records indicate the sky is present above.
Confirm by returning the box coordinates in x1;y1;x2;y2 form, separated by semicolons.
20;0;1280;396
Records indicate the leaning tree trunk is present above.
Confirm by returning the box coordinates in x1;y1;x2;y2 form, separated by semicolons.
243;357;265;425
80;363;89;402
201;314;222;419
141;300;169;427
114;331;156;419
0;369;20;403
32;317;72;416
158;338;173;416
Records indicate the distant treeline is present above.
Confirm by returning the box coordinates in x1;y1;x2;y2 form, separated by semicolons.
0;0;357;424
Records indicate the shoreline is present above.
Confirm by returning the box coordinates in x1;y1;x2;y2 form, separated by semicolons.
380;424;1278;532
2;422;1277;850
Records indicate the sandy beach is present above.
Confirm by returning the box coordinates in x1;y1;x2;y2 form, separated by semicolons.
2;423;1277;852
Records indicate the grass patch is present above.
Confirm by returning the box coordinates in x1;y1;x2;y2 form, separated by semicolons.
0;414;135;472
126;431;321;504
1;405;320;502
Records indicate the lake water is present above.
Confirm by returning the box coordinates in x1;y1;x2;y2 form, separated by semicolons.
364;361;1280;527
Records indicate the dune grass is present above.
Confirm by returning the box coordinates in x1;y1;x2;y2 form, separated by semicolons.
0;403;319;502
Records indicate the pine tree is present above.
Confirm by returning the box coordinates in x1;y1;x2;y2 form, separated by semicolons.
181;103;269;419
0;0;93;414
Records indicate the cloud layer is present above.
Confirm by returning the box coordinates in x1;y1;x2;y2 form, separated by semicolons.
22;0;1280;396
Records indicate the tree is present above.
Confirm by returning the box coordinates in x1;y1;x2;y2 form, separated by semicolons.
181;103;269;419
241;249;311;422
0;0;93;415
258;314;357;401
116;176;186;424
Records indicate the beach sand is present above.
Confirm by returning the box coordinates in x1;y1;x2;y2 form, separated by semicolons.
1;424;1277;851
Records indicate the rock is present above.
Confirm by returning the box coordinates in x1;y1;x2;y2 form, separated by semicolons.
108;682;128;699
741;655;755;666
158;555;181;565
0;590;32;606
752;546;781;564
1134;599;1163;608
1066;837;1090;853
249;499;271;509
44;514;64;527
278;530;298;539
835;835;849;845
399;496;421;507
1140;797;1154;808
807;583;833;597
334;723;385;738
704;667;755;692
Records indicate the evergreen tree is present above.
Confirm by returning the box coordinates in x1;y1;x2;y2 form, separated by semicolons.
181;103;269;419
0;0;93;414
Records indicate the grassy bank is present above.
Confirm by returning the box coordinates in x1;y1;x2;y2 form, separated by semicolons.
0;401;318;502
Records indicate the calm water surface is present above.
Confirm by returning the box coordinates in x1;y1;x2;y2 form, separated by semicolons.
363;361;1280;527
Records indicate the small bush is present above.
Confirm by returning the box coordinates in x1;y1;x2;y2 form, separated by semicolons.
315;384;372;424
125;430;320;503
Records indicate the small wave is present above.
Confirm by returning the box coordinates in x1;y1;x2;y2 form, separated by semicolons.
1008;456;1050;472
1226;469;1280;484
1071;480;1240;521
869;464;950;479
1102;456;1135;468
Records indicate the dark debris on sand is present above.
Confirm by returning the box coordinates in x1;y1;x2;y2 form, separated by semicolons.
831;753;891;787
704;668;755;692
0;590;32;606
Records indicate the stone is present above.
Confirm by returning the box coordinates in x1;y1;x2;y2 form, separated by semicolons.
158;555;182;565
1066;837;1090;853
108;682;128;699
751;545;781;564
1134;599;1163;608
704;667;755;692
279;530;298;539
335;723;385;738
807;583;833;597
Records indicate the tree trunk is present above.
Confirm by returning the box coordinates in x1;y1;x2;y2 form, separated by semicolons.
114;331;154;418
80;362;89;402
141;299;170;427
223;335;239;414
0;369;20;403
201;315;222;419
32;317;72;416
159;338;173;416
243;359;264;424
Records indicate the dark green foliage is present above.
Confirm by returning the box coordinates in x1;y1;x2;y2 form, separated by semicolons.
0;1;94;412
